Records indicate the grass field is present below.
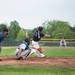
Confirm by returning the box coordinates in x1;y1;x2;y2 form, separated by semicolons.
1;46;75;57
0;46;75;75
0;65;75;75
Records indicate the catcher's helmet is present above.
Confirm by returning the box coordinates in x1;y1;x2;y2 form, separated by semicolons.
24;38;30;45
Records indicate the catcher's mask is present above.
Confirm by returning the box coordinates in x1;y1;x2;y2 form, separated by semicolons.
24;38;30;45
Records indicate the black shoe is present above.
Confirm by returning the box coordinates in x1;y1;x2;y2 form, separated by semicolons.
16;57;22;60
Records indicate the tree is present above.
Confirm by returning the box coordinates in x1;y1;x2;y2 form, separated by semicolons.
8;20;21;40
42;20;73;39
70;25;75;39
70;25;75;32
25;29;33;38
0;24;8;32
16;29;26;41
42;20;57;37
52;21;72;39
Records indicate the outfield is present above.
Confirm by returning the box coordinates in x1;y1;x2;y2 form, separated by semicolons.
0;65;75;75
1;46;75;57
0;46;75;75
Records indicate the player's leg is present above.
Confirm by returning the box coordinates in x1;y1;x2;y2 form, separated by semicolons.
29;48;36;55
15;48;22;60
29;41;39;55
31;48;45;57
21;49;31;60
31;40;45;57
35;49;45;57
33;43;45;57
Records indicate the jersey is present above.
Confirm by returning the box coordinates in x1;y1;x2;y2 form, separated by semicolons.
33;31;44;42
16;42;29;53
0;32;4;43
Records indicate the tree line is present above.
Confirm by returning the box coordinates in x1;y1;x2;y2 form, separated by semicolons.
0;20;75;42
42;20;75;39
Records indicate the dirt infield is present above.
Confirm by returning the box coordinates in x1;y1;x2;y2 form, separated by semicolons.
0;57;75;67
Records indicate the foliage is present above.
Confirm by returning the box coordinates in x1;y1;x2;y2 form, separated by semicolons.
8;20;21;40
16;29;26;41
0;24;8;32
42;20;75;39
0;19;75;39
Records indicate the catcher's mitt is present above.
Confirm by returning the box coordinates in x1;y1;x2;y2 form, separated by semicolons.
37;48;42;53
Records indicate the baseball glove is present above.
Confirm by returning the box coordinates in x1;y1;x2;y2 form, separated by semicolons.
37;48;42;53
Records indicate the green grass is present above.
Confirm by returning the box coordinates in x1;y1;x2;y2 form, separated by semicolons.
44;47;75;57
0;47;75;75
1;46;75;57
1;47;16;56
0;65;75;75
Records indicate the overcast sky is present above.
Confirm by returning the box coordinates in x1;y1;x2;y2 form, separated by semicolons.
0;0;75;29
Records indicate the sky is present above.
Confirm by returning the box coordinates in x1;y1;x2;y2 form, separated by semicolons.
0;0;75;29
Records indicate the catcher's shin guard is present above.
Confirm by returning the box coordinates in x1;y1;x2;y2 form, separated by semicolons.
22;49;31;60
16;52;21;60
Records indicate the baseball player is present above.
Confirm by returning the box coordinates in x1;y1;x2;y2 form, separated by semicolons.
30;26;45;57
0;28;8;60
16;38;31;60
60;39;67;47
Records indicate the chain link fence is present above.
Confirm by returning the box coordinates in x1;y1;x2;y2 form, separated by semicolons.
2;40;75;47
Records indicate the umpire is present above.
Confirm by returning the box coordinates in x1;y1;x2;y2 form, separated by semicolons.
0;28;8;60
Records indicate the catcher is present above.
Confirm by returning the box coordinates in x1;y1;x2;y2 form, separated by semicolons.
16;38;31;60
